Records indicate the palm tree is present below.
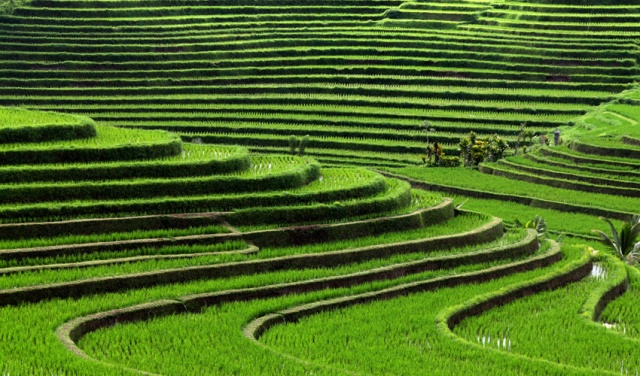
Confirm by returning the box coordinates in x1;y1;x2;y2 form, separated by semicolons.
592;215;640;265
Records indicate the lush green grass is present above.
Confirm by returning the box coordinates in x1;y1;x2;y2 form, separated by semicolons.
0;167;394;223
506;154;640;183
78;237;549;376
0;211;492;289
563;98;640;143
256;244;583;376
0;0;631;165
0;224;229;255
257;212;492;258
454;255;639;375
0;143;248;183
0;124;174;151
395;166;639;215
0;228;527;375
0;240;249;289
444;193;623;237
601;265;640;339
0;106;85;128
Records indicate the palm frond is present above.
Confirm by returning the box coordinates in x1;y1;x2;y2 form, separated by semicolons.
600;217;621;250
592;229;621;258
594;215;640;263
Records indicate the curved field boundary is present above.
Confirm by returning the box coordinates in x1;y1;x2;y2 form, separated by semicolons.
603;110;638;126
0;117;96;144
440;244;591;331
500;159;640;189
0;231;246;261
434;253;636;373
0;134;182;165
379;171;636;221
596;266;640;346
0;211;228;240
0;169;386;222
0;199;454;260
524;153;640;179
0;213;501;306
56;228;539;363
570;139;640;160
0;145;251;184
539;147;640;170
478;164;640;198
226;177;412;225
0;245;260;276
579;256;629;322
245;239;563;341
239;198;454;247
0;159;321;205
503;222;599;242
431;247;604;376
0;107;96;143
183;227;534;310
622;135;640;147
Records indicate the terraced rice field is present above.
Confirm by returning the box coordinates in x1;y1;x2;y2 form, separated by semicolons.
0;0;639;375
1;0;638;167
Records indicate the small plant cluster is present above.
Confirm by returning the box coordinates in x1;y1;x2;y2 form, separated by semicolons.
458;131;509;167
288;135;310;156
422;142;460;168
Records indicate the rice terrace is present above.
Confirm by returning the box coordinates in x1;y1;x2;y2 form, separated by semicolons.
0;0;639;374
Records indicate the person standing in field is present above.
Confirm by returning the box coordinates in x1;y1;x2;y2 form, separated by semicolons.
554;128;560;146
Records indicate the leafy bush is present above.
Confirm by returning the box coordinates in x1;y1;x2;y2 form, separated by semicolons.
459;131;508;166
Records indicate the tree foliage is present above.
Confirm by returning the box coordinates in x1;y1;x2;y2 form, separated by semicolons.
459;131;509;166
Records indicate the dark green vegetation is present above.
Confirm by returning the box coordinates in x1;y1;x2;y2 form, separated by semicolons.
0;0;639;375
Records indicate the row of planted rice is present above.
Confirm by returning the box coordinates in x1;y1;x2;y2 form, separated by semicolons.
0;0;636;167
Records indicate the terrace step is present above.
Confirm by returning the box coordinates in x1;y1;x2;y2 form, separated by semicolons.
570;138;640;160
538;146;640;170
0;122;182;165
524;152;640;179
497;157;640;190
0;210;501;304
478;163;640;198
56;226;544;374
